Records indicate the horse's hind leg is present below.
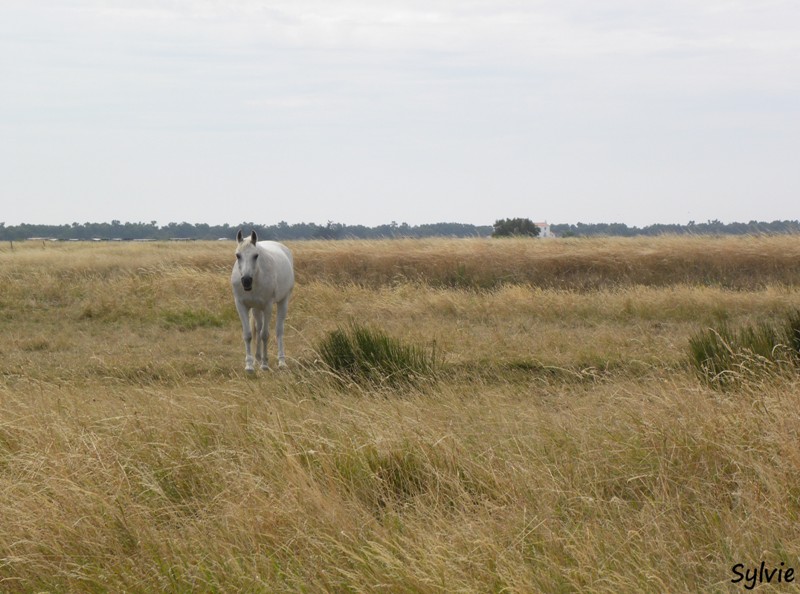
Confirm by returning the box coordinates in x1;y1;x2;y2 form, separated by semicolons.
276;297;289;368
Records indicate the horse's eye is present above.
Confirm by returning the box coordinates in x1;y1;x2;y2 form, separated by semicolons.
236;253;242;260
253;254;259;260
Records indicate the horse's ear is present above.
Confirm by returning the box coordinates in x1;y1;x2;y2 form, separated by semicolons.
236;230;243;243
250;230;258;245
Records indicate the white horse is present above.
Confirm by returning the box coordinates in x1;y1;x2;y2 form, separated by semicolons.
231;230;294;373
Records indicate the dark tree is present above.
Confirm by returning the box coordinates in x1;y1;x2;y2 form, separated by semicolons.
492;218;541;238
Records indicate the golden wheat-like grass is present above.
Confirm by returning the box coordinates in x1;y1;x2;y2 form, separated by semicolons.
1;236;800;592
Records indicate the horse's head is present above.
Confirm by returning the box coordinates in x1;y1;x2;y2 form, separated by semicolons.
235;230;260;291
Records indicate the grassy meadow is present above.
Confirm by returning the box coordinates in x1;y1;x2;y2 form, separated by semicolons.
2;235;800;592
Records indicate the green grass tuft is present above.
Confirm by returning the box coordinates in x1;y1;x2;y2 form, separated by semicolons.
689;311;800;388
317;323;438;388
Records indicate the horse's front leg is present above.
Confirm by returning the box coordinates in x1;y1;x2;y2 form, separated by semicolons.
276;297;289;368
236;302;255;373
254;307;270;371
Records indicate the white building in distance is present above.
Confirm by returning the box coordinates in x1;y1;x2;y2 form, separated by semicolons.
535;221;554;238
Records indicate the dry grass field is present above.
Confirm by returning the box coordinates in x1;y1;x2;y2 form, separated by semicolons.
2;235;800;592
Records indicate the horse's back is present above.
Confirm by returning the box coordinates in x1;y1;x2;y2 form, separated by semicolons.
259;241;293;266
258;241;294;299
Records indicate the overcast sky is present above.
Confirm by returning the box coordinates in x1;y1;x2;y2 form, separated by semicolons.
2;1;798;227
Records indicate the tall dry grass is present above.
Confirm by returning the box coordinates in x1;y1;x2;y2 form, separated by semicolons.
1;236;800;592
294;234;800;289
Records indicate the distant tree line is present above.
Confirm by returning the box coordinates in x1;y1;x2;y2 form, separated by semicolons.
551;220;800;237
0;220;493;241
1;219;798;242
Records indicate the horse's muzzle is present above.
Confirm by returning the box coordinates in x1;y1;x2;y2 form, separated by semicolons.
241;276;253;291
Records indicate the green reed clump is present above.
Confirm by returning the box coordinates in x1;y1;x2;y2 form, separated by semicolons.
317;323;438;388
689;311;800;388
786;309;800;355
